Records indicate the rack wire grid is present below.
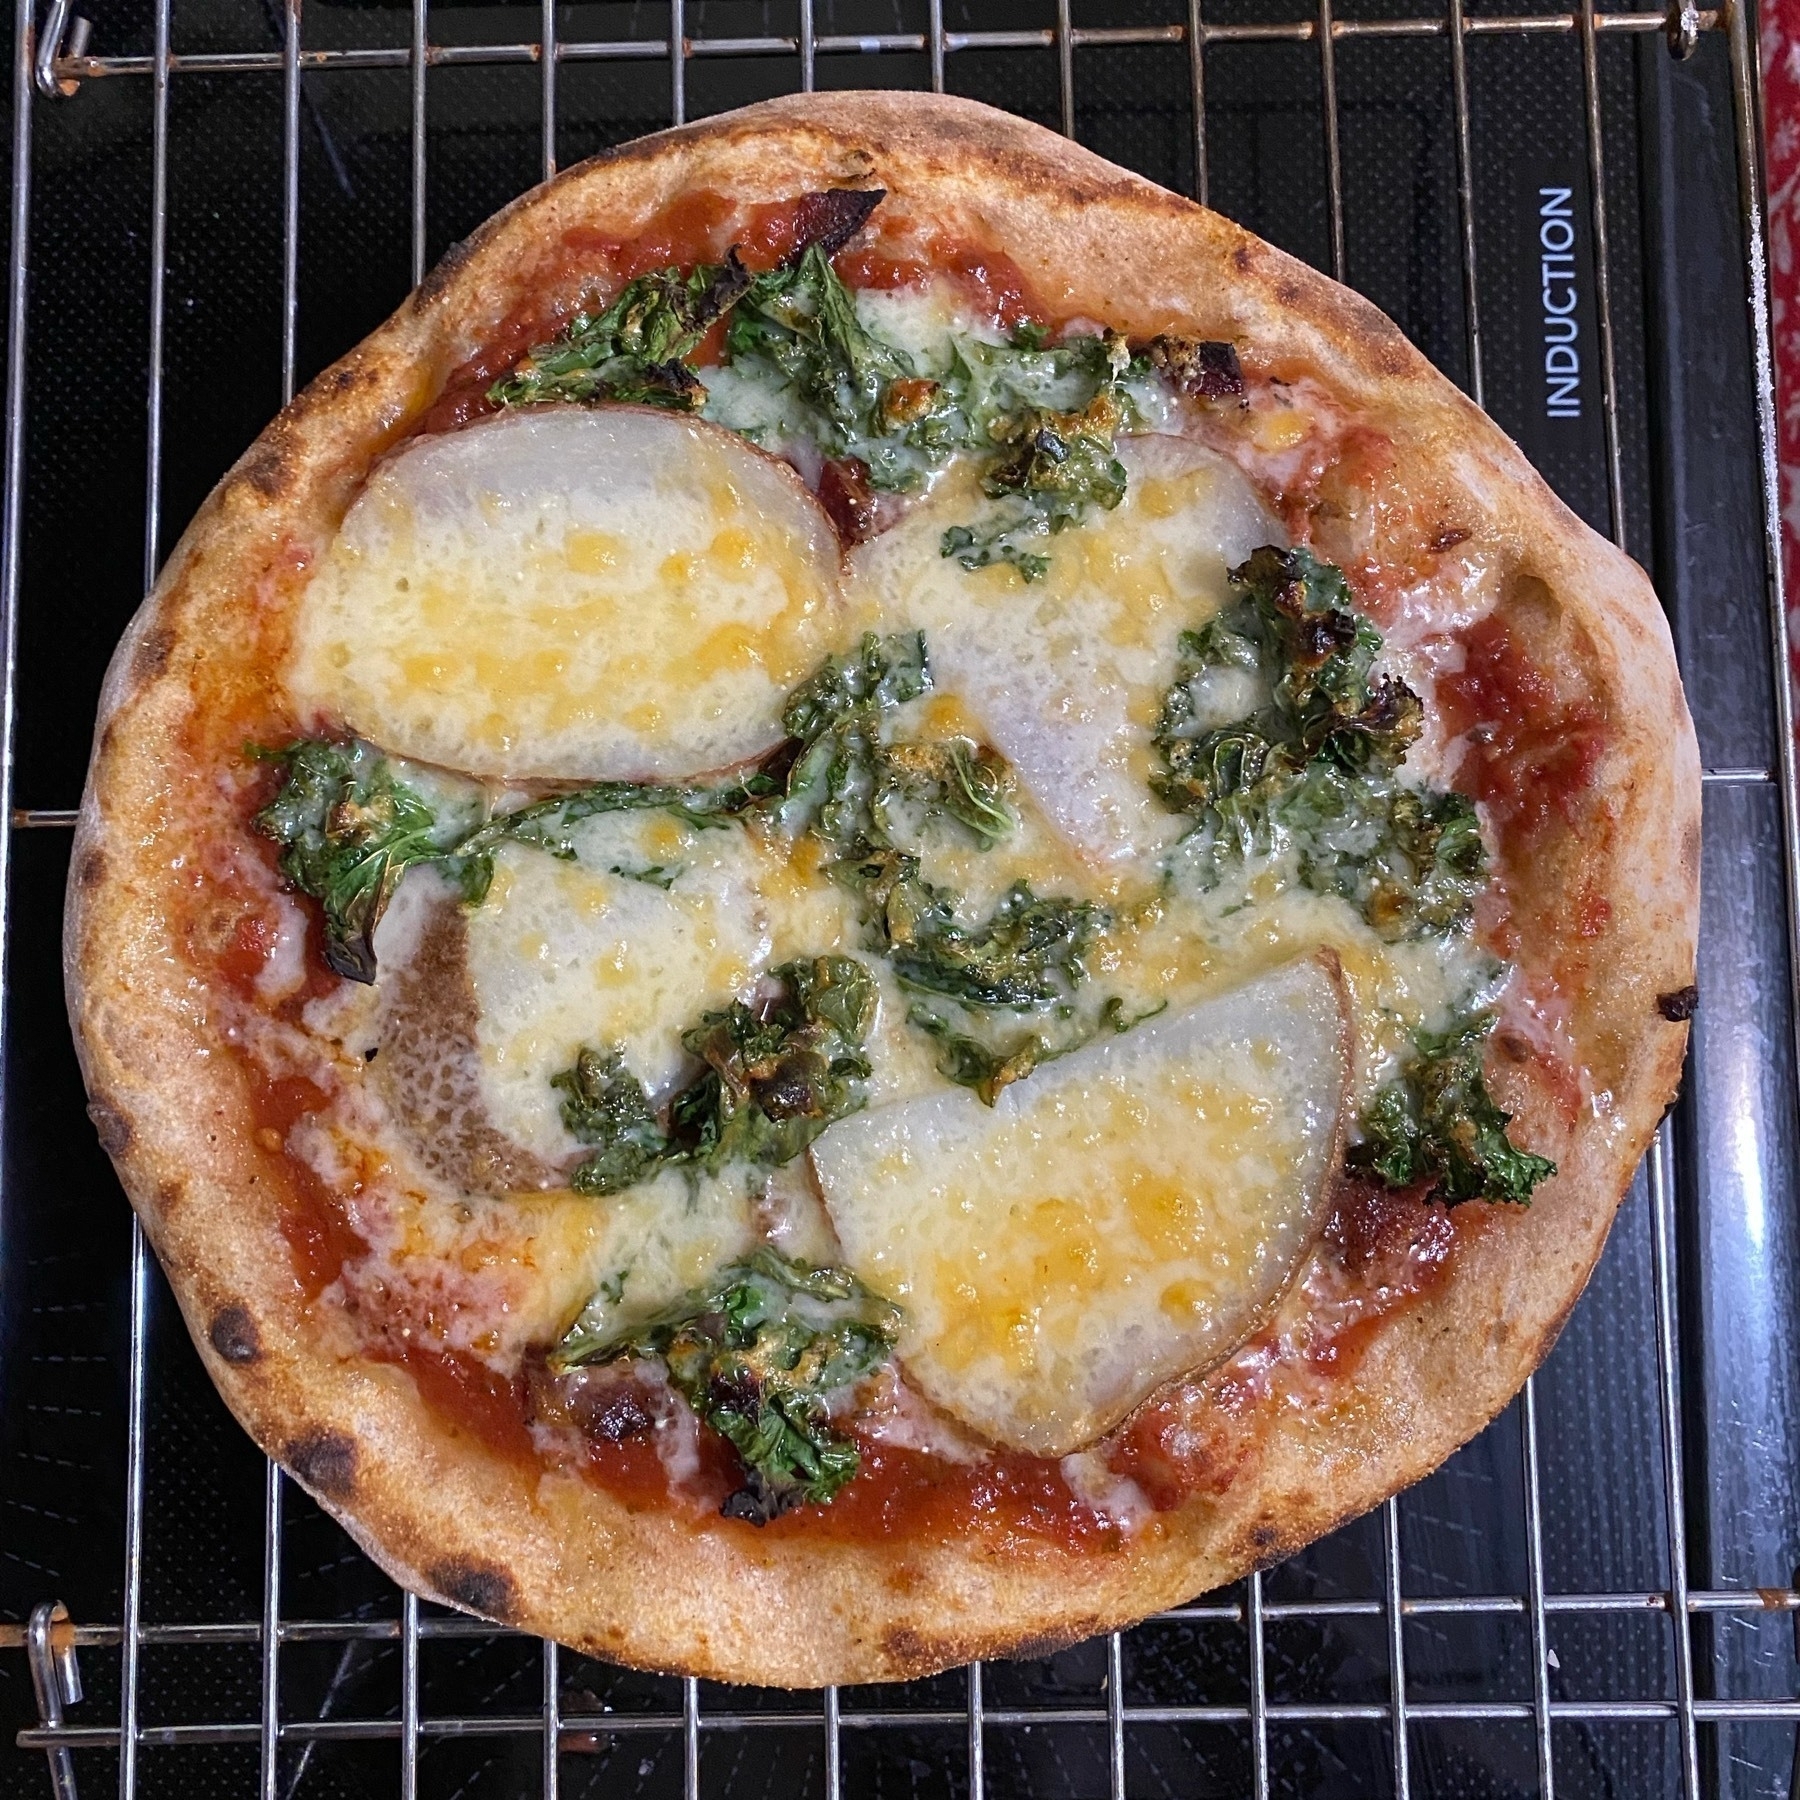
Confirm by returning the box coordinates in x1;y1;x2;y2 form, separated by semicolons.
0;0;1796;1795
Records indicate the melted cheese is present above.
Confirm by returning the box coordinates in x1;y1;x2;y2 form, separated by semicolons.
287;408;843;780
850;435;1280;871
809;955;1349;1455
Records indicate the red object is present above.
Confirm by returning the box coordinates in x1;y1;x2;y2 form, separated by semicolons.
1767;0;1800;679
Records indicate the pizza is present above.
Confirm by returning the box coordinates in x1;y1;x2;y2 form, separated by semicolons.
65;92;1700;1685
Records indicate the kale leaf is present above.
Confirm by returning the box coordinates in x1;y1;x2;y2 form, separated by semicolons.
550;1247;901;1519
669;954;878;1174
554;955;877;1197
871;737;1016;850
1153;546;1486;938
252;738;770;982
771;630;932;843
550;1049;671;1196
489;256;753;411
908;993;1161;1105
250;739;483;983
725;244;928;476
1351;1012;1557;1204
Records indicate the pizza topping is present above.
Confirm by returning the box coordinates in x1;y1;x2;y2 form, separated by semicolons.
251;738;488;983
285;407;844;783
855;433;1278;870
1351;1009;1556;1204
486;254;753;412
554;954;877;1196
809;953;1349;1456
551;1247;901;1521
253;735;770;982
1155;545;1485;940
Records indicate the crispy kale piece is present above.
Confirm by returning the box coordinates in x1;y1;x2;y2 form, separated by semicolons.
554;956;877;1197
489;257;753;411
725;243;926;474
939;335;1136;580
551;1248;901;1520
878;875;1108;1010
871;737;1016;850
907;993;1161;1105
250;739;484;983
1351;1012;1557;1204
669;954;878;1175
1153;546;1485;938
766;637;1129;1097
251;738;769;982
488;187;886;414
550;1050;671;1197
771;630;932;843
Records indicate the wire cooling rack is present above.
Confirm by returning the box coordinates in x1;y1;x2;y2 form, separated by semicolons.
1;1;1798;1796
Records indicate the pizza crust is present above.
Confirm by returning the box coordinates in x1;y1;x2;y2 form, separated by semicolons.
65;92;1699;1685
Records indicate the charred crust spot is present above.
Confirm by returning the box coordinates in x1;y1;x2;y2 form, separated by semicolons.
132;625;175;683
414;231;482;308
880;1625;939;1673
1429;525;1472;552
209;1305;263;1365
1002;1623;1093;1664
155;1178;185;1213
242;447;292;499
1232;244;1253;272
430;1558;517;1623
86;1095;132;1156
1657;984;1699;1023
78;847;106;890
287;1431;358;1500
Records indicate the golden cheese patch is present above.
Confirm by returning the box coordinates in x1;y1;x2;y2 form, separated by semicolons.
286;407;843;781
809;954;1350;1456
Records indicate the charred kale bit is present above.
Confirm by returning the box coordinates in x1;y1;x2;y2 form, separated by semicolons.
668;954;878;1175
1152;545;1485;938
550;1247;901;1519
907;994;1161;1106
251;738;770;982
550;1050;671;1197
871;737;1016;851
1351;1012;1557;1205
489;256;753;411
250;739;485;983
554;956;877;1198
1144;334;1244;401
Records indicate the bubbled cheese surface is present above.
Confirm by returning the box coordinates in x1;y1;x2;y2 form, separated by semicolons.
286;408;843;781
808;956;1350;1456
851;435;1279;872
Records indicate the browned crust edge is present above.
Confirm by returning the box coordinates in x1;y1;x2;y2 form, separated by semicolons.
64;92;1699;1686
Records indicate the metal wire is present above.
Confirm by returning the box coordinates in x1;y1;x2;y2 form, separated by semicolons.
8;0;1799;1795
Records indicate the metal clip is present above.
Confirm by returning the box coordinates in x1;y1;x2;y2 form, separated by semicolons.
34;0;93;99
1664;0;1701;58
26;1602;82;1800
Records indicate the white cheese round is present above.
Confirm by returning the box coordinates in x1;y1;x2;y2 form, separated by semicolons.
808;954;1350;1456
287;406;845;782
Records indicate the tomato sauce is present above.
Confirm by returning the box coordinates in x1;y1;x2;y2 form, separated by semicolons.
1437;613;1607;854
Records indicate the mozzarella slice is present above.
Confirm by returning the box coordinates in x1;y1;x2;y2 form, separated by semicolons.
809;954;1349;1456
287;407;843;781
850;433;1280;872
